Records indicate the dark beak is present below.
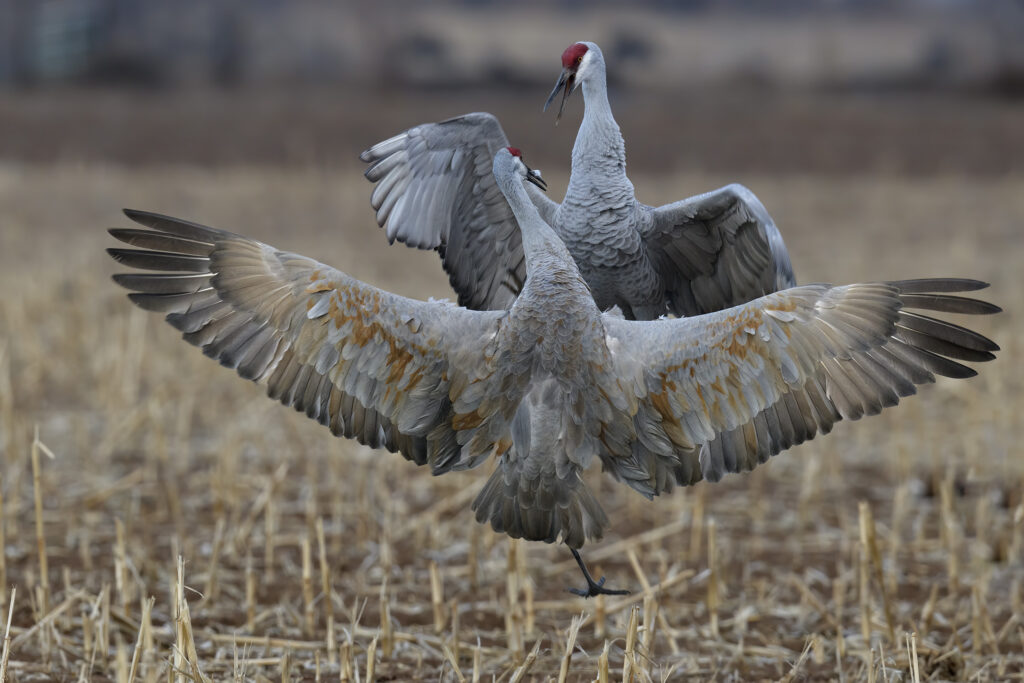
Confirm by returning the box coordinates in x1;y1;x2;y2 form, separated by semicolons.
543;68;576;124
524;164;547;192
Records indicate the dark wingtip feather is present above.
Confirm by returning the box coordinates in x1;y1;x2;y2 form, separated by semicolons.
107;248;210;273
903;311;1001;354
107;227;214;256
928;353;979;379
124;292;153;310
890;278;990;293
123;208;159;223
123;208;195;231
122;209;231;242
126;291;194;312
112;272;213;294
901;293;1002;316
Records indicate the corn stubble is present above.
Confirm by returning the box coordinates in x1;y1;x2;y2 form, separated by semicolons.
0;165;1020;680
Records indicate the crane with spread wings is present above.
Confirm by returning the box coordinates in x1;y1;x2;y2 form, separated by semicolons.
109;149;999;596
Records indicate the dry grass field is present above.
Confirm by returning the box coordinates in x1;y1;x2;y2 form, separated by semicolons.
0;141;1021;679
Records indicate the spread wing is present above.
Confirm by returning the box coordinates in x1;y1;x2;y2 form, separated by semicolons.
601;279;999;495
361;113;558;310
108;210;515;474
643;183;796;316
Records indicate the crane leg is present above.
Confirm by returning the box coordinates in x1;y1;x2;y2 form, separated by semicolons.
568;548;630;598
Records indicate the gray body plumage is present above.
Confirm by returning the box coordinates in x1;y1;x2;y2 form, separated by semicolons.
361;41;795;320
108;149;999;551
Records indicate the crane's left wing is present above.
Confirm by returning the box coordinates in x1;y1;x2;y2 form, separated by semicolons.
600;280;998;495
108;210;515;473
361;113;558;310
642;183;796;316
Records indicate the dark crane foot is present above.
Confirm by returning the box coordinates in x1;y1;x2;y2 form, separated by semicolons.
567;547;630;598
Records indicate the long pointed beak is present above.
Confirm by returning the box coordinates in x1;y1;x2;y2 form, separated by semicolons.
543;69;575;124
524;164;547;192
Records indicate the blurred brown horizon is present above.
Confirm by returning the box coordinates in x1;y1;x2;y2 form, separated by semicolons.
2;85;1024;178
1;0;1023;176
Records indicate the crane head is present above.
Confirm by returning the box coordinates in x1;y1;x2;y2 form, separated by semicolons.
504;147;548;192
544;42;590;123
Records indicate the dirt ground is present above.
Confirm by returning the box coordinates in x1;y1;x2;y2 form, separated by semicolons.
0;89;1022;681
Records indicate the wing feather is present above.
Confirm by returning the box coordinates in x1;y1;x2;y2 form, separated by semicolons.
109;210;513;473
361;113;557;310
602;279;999;493
644;183;796;316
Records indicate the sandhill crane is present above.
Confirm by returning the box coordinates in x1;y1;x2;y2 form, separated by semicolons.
361;41;794;320
108;148;999;596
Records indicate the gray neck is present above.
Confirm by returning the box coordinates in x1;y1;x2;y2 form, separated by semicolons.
567;58;631;201
499;175;574;282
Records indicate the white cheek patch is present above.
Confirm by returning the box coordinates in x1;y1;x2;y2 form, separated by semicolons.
578;50;595;80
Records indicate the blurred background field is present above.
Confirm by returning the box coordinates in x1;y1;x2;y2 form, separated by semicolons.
0;1;1022;681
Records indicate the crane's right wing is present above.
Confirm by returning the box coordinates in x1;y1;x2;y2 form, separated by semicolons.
108;210;515;474
643;183;796;316
361;113;558;310
600;280;999;496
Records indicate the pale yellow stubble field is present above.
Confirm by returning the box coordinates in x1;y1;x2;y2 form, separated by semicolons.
0;163;1020;680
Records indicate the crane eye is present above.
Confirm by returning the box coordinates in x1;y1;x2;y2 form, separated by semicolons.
575;56;582;65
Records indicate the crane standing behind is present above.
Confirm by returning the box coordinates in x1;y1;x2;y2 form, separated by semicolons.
362;41;794;320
